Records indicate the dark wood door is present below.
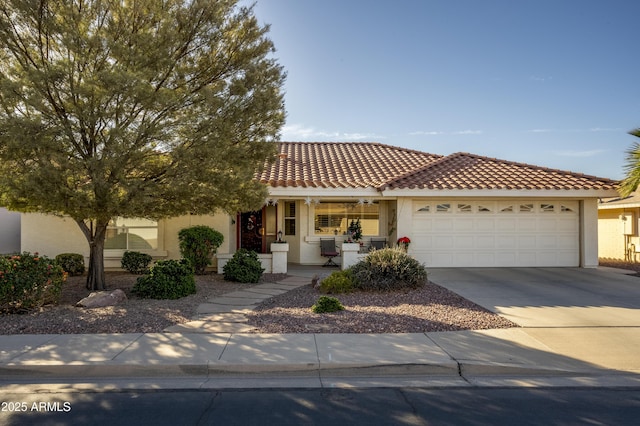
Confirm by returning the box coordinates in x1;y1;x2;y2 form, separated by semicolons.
240;210;264;253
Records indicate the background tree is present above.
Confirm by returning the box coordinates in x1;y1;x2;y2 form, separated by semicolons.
621;128;640;197
0;0;285;290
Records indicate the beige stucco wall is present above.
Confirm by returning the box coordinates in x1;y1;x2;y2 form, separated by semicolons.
21;213;88;258
21;212;234;269
163;213;234;264
598;207;639;261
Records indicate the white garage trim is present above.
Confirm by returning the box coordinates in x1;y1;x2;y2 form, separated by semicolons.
410;200;580;267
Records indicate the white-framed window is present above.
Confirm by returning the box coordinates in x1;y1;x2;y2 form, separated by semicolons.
314;202;379;236
436;203;451;213
105;217;158;250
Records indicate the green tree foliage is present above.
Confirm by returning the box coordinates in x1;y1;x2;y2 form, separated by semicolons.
178;225;223;275
0;0;286;290
621;128;640;197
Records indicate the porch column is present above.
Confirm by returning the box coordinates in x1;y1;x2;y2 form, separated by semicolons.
270;242;289;274
341;242;361;269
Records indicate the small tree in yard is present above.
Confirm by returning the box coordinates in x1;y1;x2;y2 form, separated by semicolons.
0;0;285;290
178;226;223;275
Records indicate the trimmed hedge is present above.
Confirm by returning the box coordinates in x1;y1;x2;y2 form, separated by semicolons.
55;253;85;276
223;249;264;283
132;259;195;299
178;225;224;274
121;251;153;274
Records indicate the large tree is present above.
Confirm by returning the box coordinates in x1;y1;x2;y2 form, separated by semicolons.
621;128;640;197
0;0;285;290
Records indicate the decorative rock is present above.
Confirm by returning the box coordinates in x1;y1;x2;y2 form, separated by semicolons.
311;273;330;290
76;289;127;308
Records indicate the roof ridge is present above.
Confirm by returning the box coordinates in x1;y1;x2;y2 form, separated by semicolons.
277;141;440;156
452;152;618;183
377;152;459;190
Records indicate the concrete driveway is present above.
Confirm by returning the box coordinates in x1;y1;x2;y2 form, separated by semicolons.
428;267;640;327
427;267;640;373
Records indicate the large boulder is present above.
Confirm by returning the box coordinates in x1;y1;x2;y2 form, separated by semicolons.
76;289;127;308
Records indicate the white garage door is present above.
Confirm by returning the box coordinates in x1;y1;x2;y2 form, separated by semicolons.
411;200;580;267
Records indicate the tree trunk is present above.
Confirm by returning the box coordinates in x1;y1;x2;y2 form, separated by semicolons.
76;219;108;290
86;235;106;290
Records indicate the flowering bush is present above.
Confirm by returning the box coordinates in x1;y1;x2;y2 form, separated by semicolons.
0;252;67;313
397;236;411;250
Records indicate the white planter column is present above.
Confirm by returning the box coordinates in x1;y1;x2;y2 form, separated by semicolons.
341;242;361;270
270;242;289;274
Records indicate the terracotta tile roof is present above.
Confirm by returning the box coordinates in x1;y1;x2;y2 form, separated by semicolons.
258;142;442;188
379;152;618;191
258;142;618;191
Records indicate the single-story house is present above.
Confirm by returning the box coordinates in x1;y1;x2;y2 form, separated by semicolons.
18;141;618;269
598;192;640;261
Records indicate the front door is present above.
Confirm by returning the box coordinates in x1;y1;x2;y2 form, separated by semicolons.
240;210;265;253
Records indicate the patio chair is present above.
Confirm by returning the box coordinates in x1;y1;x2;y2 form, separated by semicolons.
369;238;387;251
320;238;340;267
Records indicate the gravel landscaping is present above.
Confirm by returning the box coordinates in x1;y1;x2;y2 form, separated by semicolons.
0;271;520;335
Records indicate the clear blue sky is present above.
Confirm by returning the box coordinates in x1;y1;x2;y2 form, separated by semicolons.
248;0;640;180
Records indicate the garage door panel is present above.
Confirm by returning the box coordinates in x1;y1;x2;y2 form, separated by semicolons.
476;218;495;231
454;219;475;231
501;218;517;231
497;235;517;248
518;235;537;249
434;218;454;231
411;200;579;267
518;218;537;231
477;236;495;249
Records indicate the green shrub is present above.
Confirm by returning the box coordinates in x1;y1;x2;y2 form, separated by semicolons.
223;249;264;283
121;251;153;274
319;269;355;294
350;246;428;291
0;252;66;313
311;296;345;313
55;253;85;276
178;225;224;274
132;259;195;299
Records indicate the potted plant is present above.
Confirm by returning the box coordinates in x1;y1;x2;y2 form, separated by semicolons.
397;236;411;251
348;219;363;243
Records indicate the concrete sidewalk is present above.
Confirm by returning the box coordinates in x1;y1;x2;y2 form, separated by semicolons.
1;329;639;388
1;267;639;389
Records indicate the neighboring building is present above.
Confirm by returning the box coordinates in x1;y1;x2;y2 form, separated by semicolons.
20;142;618;268
0;207;21;254
598;192;640;261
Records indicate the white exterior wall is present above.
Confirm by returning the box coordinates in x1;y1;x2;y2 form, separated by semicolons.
580;198;600;268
